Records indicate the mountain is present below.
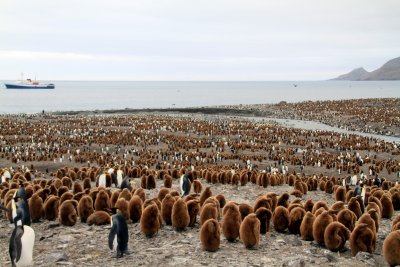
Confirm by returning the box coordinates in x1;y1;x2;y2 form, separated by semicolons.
332;67;369;81
331;57;400;80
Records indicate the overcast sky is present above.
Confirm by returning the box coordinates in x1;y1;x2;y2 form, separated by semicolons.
0;0;399;80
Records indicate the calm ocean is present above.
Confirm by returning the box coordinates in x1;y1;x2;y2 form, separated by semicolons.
0;81;399;114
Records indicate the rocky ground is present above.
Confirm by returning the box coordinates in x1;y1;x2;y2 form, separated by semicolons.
0;177;396;267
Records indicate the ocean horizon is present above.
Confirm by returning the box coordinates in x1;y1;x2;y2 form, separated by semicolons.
1;80;399;114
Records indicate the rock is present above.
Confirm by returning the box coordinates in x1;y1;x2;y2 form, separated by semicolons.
59;235;75;243
284;235;302;246
48;222;60;229
322;250;338;262
282;258;306;267
355;252;376;265
45;252;69;262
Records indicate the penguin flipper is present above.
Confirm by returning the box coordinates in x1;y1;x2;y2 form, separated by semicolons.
10;226;24;264
108;223;117;250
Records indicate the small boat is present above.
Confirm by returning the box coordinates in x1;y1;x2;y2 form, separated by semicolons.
4;73;55;89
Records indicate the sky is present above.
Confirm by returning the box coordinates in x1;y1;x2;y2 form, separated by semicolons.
0;0;399;81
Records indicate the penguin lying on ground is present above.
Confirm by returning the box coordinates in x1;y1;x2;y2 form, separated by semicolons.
109;211;129;258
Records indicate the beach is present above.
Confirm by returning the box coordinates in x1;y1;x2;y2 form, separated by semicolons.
1;100;400;267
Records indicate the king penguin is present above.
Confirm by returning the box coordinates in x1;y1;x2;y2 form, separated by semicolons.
108;211;129;258
9;200;35;267
12;187;31;226
180;174;191;197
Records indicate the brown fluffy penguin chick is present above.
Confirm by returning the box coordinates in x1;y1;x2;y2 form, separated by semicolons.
215;194;226;209
330;201;346;214
239;203;254;221
161;194;175;225
255;207;273;234
94;190;110;212
348;197;362;219
337;209;356;231
335;186;346;202
368;196;383;216
200;187;212;206
350;223;376;256
133;188;146;203
164;175;172;188
141;204;161;237
87;211;110;226
119;188;132;202
172;198;190;231
221;202;242;241
200;218;220;252
288;207;306;235
303;199;314;213
311;200;328;214
78;195;94;223
157;188;170;202
355;195;365;214
29;193;44;222
59;200;78;226
59;192;74;205
380;193;394;219
383;230;400;267
115;198;129;221
313;211;334;244
265;192;277;211
187;200;200;227
44;195;60;221
272;206;290;233
277;192;290;208
200;203;219;226
392;215;400;232
300;212;315;241
203;197;220;218
358;213;377;234
83;178;91;190
254;196;272;212
72;181;83;194
324;222;351;252
240;213;260;249
193;180;202;194
110;190;120;208
128;195;143;223
367;209;380;233
366;202;381;217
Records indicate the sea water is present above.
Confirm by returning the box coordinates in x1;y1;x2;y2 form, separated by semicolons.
0;80;399;114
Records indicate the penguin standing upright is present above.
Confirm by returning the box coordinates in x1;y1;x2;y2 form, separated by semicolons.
180;174;191;197
13;188;31;226
108;211;129;258
9;200;35;267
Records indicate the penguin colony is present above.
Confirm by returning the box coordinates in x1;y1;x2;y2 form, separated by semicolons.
0;113;400;266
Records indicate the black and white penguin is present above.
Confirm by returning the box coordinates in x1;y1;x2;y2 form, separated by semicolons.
116;169;124;188
120;177;132;191
108;211;129;258
180;174;191;197
9;201;35;267
13;188;31;226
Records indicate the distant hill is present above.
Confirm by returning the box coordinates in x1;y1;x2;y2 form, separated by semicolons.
331;57;400;80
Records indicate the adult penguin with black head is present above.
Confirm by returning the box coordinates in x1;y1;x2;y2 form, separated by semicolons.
8;201;35;267
13;187;31;226
180;173;191;197
109;211;129;258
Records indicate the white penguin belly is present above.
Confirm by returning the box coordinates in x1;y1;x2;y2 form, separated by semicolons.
99;174;106;187
16;226;35;267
